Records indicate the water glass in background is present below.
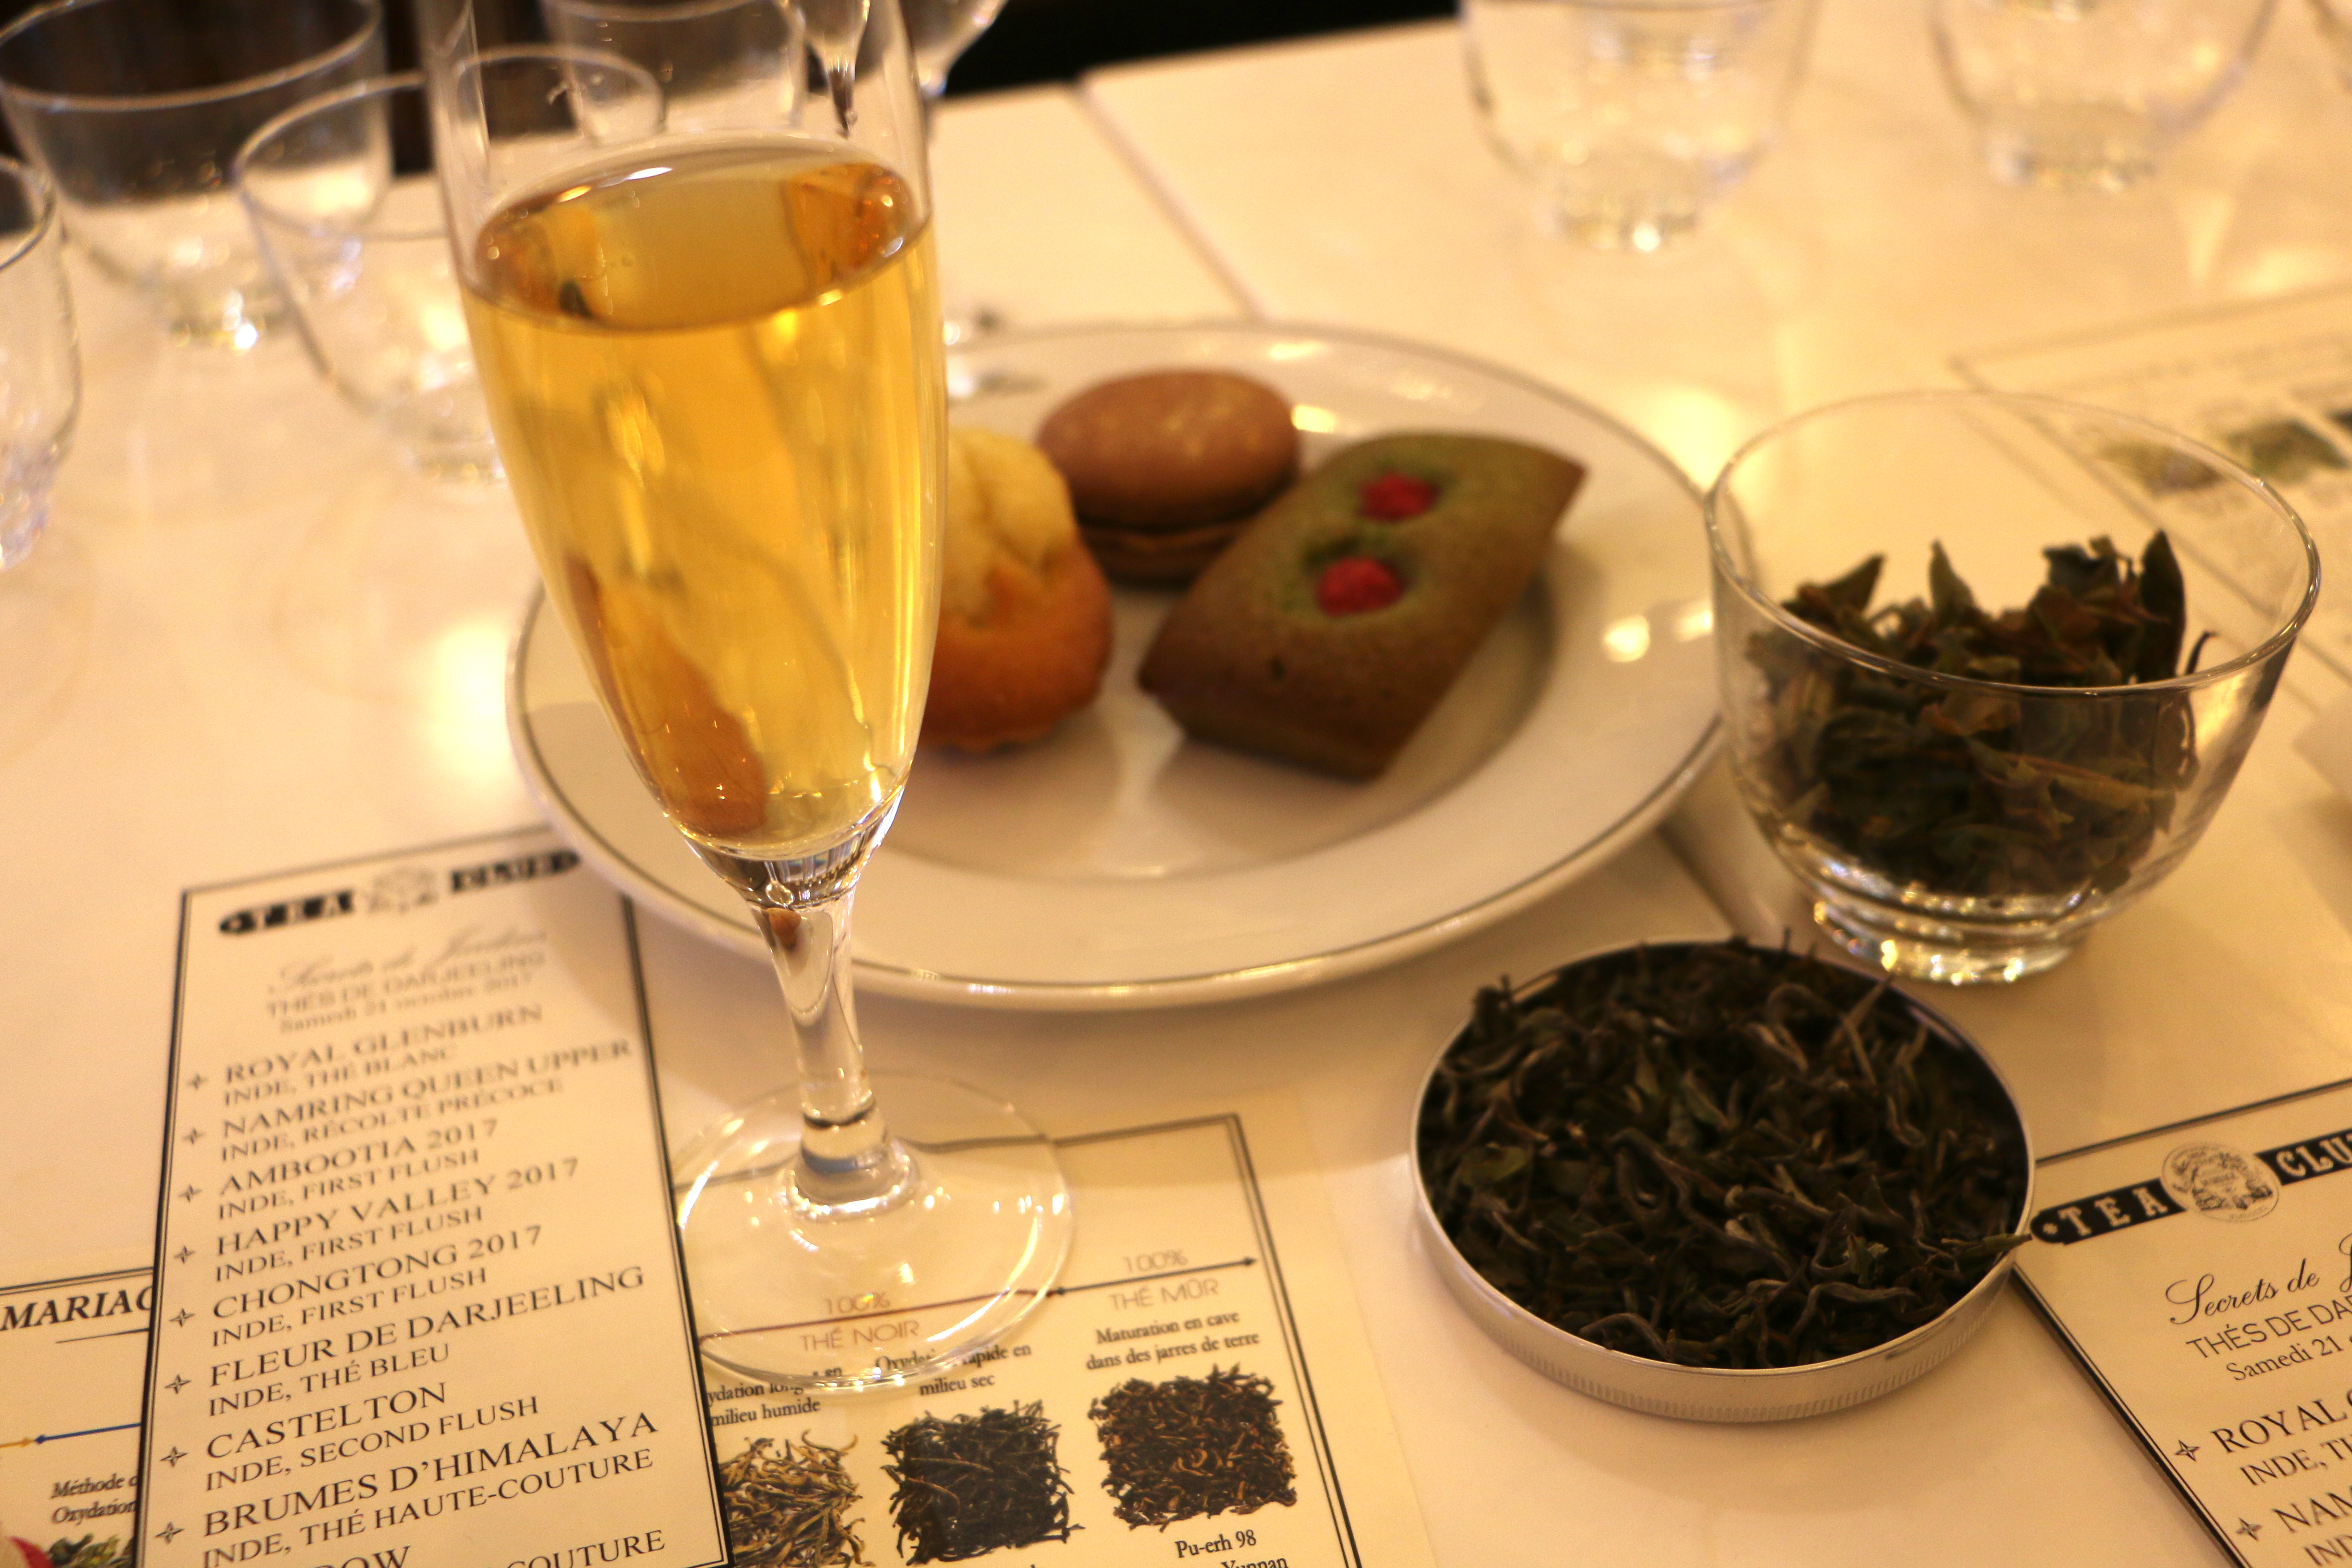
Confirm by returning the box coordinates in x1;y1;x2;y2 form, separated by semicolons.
0;0;381;347
899;0;1012;343
542;0;803;133
1461;0;1819;251
2307;0;2352;90
237;74;499;479
432;46;667;217
905;0;1011;101
1932;0;2276;191
0;156;75;568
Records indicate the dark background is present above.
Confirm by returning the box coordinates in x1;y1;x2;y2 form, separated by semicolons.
943;0;1450;95
0;0;1454;159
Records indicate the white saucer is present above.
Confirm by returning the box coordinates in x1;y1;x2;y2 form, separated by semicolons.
508;321;1719;1009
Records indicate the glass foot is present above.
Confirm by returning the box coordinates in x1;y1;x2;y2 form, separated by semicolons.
1812;895;2082;985
673;1072;1071;1393
1979;116;2160;193
1543;196;1703;253
0;472;51;570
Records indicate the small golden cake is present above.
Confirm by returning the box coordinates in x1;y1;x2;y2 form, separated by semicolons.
922;426;1114;752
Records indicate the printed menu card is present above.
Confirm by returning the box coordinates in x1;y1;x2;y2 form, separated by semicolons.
692;1109;1434;1568
0;1254;147;1568
2018;1075;2352;1567
1963;287;2352;688
138;831;726;1568
23;1102;1430;1568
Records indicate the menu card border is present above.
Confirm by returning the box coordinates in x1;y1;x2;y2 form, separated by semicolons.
1954;284;2352;385
134;826;729;1567
6;1264;152;1306
2015;1068;2352;1568
3;1264;152;1356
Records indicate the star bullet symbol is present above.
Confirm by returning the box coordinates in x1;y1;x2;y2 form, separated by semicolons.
170;1309;192;1327
178;1185;199;1203
2237;1519;2263;1541
160;1447;186;1467
187;1074;205;1090
155;1523;182;1544
184;1127;202;1144
2175;1439;2200;1462
173;1246;193;1264
165;1375;189;1394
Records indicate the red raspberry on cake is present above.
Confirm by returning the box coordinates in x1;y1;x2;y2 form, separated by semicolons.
1315;555;1403;615
1357;472;1437;520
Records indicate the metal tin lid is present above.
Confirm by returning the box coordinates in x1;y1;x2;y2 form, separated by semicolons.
1411;938;2036;1423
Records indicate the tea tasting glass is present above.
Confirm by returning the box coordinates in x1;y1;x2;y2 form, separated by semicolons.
0;0;382;347
1462;0;1819;251
0;156;76;570
1931;0;2276;191
1707;391;2314;983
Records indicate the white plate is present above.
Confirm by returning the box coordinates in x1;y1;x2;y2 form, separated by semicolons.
508;321;1719;1009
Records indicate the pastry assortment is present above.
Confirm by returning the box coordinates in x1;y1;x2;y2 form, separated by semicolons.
928;368;1586;776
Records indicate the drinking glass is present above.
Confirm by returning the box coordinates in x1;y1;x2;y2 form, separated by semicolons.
542;0;805;133
419;0;1071;1390
1707;392;2315;983
905;0;1010;101
0;156;76;569
1931;0;2276;191
1461;0;1819;251
237;72;563;478
2316;0;2352;90
0;0;382;347
895;0;1011;342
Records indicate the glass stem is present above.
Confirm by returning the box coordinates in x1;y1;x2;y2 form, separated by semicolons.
760;894;913;1213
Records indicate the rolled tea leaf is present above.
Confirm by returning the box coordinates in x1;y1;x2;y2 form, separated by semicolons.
719;1436;868;1568
1089;1366;1297;1529
882;1404;1075;1564
1755;533;2197;899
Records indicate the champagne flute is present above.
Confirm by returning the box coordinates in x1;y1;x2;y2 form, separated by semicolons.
417;0;1071;1392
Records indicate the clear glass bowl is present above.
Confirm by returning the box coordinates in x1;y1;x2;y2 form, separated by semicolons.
1705;391;2317;983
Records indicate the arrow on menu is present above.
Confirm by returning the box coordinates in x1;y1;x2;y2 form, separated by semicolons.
0;1421;137;1448
1049;1258;1258;1296
697;1259;1263;1341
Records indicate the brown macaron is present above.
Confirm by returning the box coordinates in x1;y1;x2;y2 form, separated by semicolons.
1037;370;1299;583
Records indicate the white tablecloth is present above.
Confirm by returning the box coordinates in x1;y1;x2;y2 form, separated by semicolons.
11;17;2352;1558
